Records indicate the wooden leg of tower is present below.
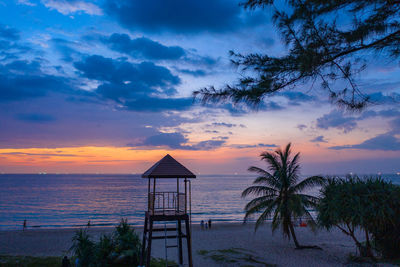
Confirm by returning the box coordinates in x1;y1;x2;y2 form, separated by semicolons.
140;215;148;266
146;218;153;267
185;218;193;267
178;219;183;264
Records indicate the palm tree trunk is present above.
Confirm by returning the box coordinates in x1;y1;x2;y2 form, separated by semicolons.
289;222;301;248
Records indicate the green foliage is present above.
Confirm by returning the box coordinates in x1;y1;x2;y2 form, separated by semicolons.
242;143;324;248
0;255;62;267
194;0;400;110
197;248;276;266
70;228;96;266
70;219;142;266
317;175;400;258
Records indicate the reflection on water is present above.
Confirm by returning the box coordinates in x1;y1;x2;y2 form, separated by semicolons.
0;174;398;230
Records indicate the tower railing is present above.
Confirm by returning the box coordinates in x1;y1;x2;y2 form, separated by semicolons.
148;192;186;214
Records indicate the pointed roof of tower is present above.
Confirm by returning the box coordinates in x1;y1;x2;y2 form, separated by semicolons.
142;154;196;178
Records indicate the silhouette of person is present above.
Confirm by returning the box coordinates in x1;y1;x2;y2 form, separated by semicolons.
62;256;71;267
200;220;204;230
23;219;26;231
208;219;212;229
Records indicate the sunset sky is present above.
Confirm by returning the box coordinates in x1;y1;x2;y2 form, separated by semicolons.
1;0;400;175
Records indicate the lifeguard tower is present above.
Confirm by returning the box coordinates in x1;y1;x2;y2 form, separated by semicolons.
140;154;196;267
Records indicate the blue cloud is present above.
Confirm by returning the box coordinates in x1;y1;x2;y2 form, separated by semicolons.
143;132;188;149
280;91;315;104
74;55;180;86
0;24;19;40
137;132;226;150
310;136;327;143
74;55;194;111
176;68;207;77
16;113;56;123
330;133;400;151
103;33;185;60
124;96;193;112
104;0;245;33
316;110;357;133
233;143;276;149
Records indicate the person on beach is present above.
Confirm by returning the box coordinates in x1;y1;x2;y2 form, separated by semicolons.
208;219;212;229
200;220;204;229
23;219;26;231
205;222;208;229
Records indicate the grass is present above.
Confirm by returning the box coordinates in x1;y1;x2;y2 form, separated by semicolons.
0;255;175;267
0;255;62;267
197;248;277;267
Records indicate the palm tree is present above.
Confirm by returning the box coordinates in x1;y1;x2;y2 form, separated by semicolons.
242;143;324;249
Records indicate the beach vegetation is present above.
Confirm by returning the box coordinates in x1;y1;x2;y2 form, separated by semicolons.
197;248;276;266
194;0;400;111
70;219;145;266
318;175;400;259
242;143;324;249
0;255;62;266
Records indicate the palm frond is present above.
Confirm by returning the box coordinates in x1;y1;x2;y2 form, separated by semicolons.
242;185;277;197
292;175;325;193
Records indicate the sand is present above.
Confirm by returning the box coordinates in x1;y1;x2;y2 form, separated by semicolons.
0;223;393;266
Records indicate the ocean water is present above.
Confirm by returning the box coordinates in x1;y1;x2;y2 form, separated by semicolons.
0;174;399;230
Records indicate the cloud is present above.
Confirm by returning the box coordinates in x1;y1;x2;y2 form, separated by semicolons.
74;55;180;87
17;0;36;6
316;110;357;133
102;33;185;60
0;24;20;40
123;96;193;112
297;124;307;131
73;55;194;112
232;143;276;149
104;0;247;33
16;113;56;123
280;91;315;105
176;68;207;77
136;132;226;150
330;133;400;151
142;132;188;149
0;59;73;102
310;136;327;143
42;0;103;15
0;152;76;157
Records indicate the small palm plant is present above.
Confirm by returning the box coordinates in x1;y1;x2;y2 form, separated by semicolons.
242;143;324;249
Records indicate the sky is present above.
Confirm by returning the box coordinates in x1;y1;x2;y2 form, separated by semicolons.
0;0;399;175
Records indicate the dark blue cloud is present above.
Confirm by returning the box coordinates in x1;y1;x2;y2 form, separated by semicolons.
103;33;186;60
137;131;226;150
330;133;400;151
0;24;19;40
124;96;193;112
310;136;327;143
74;55;194;112
176;68;207;77
0;59;75;102
143;132;188;149
316;110;357;133
280;91;315;105
104;0;246;33
16;113;56;123
75;55;180;86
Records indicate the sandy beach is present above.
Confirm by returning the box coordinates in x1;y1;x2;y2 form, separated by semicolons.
1;222;390;267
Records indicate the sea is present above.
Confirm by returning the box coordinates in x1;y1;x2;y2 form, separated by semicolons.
0;174;399;230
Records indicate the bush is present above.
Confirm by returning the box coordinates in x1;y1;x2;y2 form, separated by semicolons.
317;175;400;259
70;219;141;266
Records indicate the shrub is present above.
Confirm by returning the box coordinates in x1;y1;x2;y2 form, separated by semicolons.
318;175;400;259
70;219;141;266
